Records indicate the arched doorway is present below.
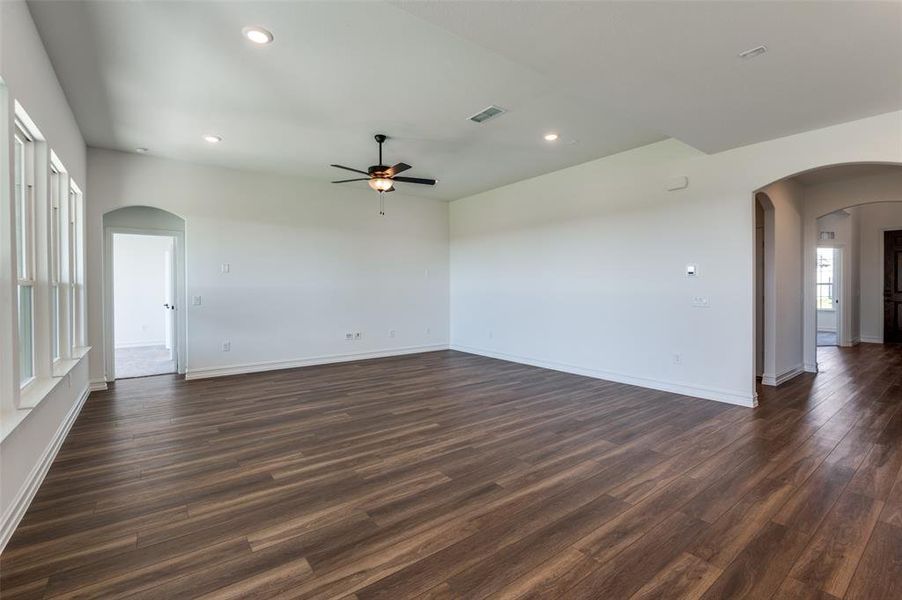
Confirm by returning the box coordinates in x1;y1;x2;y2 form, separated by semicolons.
102;206;187;381
753;163;902;397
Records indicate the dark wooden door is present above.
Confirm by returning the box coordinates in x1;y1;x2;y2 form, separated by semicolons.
886;230;902;343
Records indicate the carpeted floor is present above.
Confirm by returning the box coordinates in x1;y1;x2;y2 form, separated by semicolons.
115;344;176;378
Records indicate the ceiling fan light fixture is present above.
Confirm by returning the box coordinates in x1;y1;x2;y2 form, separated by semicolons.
203;134;222;144
369;177;393;192
544;132;559;142
242;26;273;45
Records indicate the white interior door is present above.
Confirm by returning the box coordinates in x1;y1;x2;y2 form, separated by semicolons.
163;239;175;360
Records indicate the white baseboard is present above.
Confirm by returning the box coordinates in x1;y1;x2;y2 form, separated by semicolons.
185;344;450;381
860;336;883;344
803;362;818;374
0;384;90;553
450;344;756;408
761;364;804;387
89;379;108;391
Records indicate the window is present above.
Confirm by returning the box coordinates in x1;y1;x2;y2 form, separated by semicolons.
14;123;35;386
816;247;835;311
69;182;85;349
50;166;62;362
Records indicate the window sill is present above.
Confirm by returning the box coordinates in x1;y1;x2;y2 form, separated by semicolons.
16;377;58;409
52;358;79;379
817;309;836;313
1;347;91;443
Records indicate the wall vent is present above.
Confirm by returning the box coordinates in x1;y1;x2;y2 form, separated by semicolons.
468;105;506;124
819;231;835;240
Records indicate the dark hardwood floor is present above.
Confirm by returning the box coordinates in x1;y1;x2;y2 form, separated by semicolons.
2;345;902;599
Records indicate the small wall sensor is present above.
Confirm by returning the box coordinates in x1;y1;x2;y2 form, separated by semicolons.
666;176;689;191
686;264;698;277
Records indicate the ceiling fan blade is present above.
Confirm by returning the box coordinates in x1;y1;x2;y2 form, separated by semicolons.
386;162;411;177
392;176;436;186
331;178;370;183
386;186;395;192
330;164;369;175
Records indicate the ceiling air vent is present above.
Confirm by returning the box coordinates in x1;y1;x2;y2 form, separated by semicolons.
468;105;505;124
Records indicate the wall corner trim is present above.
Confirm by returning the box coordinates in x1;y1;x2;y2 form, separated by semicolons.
0;385;91;553
761;364;805;387
449;344;756;408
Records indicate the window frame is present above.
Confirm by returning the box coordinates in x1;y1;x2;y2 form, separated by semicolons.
69;182;86;350
14;121;36;389
50;164;62;364
816;247;835;312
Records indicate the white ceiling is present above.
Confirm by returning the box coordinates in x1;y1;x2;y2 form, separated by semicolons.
28;1;902;200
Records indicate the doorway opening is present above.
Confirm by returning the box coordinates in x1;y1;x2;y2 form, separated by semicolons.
113;233;177;378
754;191;775;384
103;205;186;382
886;229;902;343
815;246;841;348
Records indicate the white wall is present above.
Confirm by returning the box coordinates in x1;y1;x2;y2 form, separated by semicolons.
113;234;172;347
86;149;450;381
857;202;902;342
0;0;89;549
450;111;902;407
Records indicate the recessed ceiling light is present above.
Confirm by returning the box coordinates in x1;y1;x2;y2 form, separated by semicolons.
242;26;273;45
544;133;559;142
203;134;222;144
135;147;149;153
738;45;767;60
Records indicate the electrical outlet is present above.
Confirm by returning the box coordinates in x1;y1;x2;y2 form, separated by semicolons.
221;263;230;273
222;341;231;352
672;353;681;365
354;332;362;340
692;296;710;308
426;327;431;335
345;333;353;341
193;295;202;306
389;329;396;338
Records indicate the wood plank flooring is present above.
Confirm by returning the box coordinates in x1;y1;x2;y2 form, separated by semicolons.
2;344;902;599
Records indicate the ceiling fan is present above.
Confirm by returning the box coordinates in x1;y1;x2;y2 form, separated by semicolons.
330;134;437;194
